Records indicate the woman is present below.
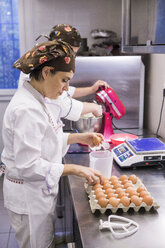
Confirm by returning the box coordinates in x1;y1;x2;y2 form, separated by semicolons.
1;40;103;248
18;24;109;122
49;23;110;98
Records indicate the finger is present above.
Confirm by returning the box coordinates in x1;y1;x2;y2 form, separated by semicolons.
92;170;104;184
91;174;101;185
93;135;102;146
96;174;104;185
96;133;104;141
101;81;110;89
86;175;95;185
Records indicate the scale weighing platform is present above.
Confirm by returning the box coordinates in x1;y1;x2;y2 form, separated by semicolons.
112;138;165;168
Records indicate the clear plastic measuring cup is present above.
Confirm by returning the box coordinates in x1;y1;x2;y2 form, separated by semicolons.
89;150;113;177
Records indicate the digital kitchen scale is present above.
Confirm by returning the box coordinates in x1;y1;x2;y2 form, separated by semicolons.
112;138;165;168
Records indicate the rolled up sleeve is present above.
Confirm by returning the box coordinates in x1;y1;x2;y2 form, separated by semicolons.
65;98;83;121
52;92;83;121
68;86;75;97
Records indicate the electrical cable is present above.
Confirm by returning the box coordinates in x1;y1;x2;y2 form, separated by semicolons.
111;116;143;136
156;95;165;137
111;91;164;139
111;116;144;137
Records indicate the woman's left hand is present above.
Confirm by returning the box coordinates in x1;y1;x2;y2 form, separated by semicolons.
91;80;110;93
68;132;104;146
78;133;104;147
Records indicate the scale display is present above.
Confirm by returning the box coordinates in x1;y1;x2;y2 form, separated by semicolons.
112;138;165;168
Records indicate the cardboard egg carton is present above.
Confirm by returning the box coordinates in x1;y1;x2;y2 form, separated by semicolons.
84;177;160;214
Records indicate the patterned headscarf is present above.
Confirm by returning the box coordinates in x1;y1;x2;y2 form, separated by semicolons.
13;40;75;74
49;24;81;47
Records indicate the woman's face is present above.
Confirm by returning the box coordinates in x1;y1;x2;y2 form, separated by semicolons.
43;70;74;99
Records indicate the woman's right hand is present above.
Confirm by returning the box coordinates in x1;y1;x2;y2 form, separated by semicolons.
82;102;103;117
91;103;103;117
62;164;103;185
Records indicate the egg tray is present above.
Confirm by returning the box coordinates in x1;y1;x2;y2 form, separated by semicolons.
84;178;160;214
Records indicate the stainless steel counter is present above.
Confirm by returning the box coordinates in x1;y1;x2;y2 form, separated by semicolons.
64;133;165;248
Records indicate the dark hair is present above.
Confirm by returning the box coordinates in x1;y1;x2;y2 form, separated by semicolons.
30;60;57;81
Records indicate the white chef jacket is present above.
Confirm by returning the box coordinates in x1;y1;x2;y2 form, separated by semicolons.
18;72;83;121
1;81;70;248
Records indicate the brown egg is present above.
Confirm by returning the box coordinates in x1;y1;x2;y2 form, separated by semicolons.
115;187;124;194
103;183;111;190
94;187;103;194
120;174;128;182
113;182;123;189
139;191;150;198
103;179;110;185
124;182;133;189
102;180;109;186
109;197;120;207
142;196;153;206
130;195;142;206
106;192;116;199
129;174;138;184
93;135;102;146
129;190;139;197
102;176;109;182
120;196;130;207
93;183;102;190
117;191;127;199
125;186;134;194
95;191;106;200
122;179;129;185
137;186;146;193
105;188;114;195
97;197;109;208
110;176;118;182
111;179;120;185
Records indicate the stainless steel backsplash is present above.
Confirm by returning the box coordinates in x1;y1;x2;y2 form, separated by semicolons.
63;56;144;131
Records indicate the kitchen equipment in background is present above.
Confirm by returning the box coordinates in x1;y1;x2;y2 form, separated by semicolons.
112;138;165;168
122;0;165;54
90;29;120;56
74;113;102;133
89;150;113;177
77;38;89;56
96;87;126;142
110;133;138;146
62;56;144;135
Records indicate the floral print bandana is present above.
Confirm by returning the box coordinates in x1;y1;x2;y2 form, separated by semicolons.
13;40;75;74
49;24;81;47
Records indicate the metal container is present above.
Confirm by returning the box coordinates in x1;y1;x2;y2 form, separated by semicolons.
74;114;103;133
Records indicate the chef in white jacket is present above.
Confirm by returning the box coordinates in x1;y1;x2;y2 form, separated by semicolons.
1;40;104;248
18;24;109;122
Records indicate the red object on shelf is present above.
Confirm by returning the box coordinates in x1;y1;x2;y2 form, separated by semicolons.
110;133;138;146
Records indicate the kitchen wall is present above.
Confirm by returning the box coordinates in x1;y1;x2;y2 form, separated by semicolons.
18;0;121;54
144;54;165;139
